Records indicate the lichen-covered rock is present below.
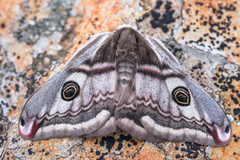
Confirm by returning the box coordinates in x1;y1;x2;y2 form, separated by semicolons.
1;0;239;159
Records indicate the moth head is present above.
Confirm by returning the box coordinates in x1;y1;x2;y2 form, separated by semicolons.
172;87;190;106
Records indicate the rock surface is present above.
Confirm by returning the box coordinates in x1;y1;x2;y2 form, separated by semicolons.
0;0;239;159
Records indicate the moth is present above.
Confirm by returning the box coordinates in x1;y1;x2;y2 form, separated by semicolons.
19;14;231;146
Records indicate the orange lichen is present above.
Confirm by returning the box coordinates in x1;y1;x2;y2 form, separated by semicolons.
176;0;240;64
0;0;22;34
133;143;165;160
212;65;240;121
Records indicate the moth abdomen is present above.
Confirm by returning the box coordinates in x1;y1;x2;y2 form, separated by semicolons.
117;61;136;85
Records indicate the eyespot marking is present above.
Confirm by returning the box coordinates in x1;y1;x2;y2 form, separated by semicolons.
172;87;190;106
20;117;25;126
61;81;80;101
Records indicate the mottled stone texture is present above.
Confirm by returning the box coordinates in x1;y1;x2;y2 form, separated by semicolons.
0;0;239;159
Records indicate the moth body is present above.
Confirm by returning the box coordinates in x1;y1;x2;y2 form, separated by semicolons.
19;25;231;146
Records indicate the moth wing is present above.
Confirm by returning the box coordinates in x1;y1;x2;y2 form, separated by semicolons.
19;32;118;140
116;35;231;146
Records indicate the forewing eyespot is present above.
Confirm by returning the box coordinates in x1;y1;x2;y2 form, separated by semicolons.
61;81;80;101
172;87;190;106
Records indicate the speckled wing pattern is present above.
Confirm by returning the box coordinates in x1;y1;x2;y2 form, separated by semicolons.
19;25;231;146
